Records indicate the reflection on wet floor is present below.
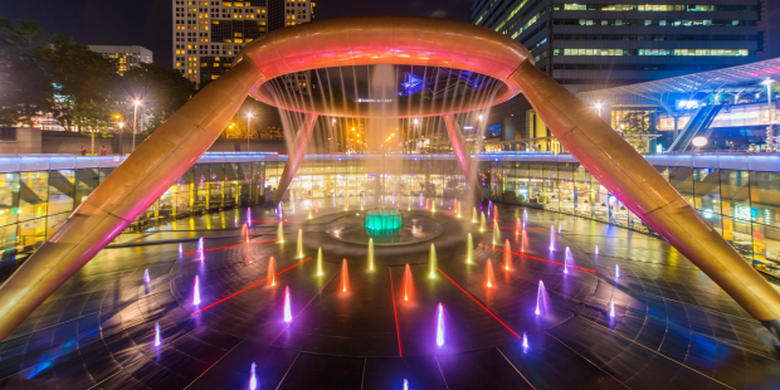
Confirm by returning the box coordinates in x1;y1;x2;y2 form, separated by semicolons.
1;198;779;389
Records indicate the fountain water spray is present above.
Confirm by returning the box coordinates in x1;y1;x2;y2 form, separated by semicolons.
493;205;498;222
558;223;562;233
472;207;477;223
332;193;336;208
244;223;250;243
144;269;151;284
407;197;412;211
487;200;493;219
178;243;183;257
503;239;512;271
594;245;599;255
249;362;258;390
403;379;409;390
197;237;205;261
291;198;295;214
192;275;201;305
466;233;474;264
522;331;529;351
515;217;521;238
615;264;620;279
564;246;573;275
277;222;285;243
308;209;313;220
368;238;375;271
316;248;323;276
403;264;413;302
480;212;487;232
486;258;495;288
246;208;252;227
492;220;501;246
297;229;304;259
154;322;162;347
268;256;277;287
345;193;350;211
535;280;549;315
521;230;528;253
429;244;437;278
283;286;292;322
314;199;319;214
362;192;366;208
425;198;429;210
523;209;528;224
436;303;446;347
609;298;616;318
341;259;349;293
549;225;556;251
419;192;424;207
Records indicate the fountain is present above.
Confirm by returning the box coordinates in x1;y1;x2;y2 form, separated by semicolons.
615;264;620;279
564;246;573;275
535;280;549;316
407;197;412;211
154;322;162;347
308;209;313;220
466;233;474;264
522;332;529;351
277;222;285;243
429;243;437;278
486;258;495;288
521;229;527;253
492;220;500;246
472;207;477;223
594;245;599;255
403;379;409;390
341;259;349;293
493;205;499;222
316;248;324;276
244;223;250;243
192;275;201;305
419;192;424;207
609;298;616;318
332;193;336;208
249;362;258;390
144;269;150;284
523;209;528;224
558;223;562;233
504;239;512;271
431;200;436;213
487;200;493;219
480;212;487;232
515;217;521;238
178;243;183;257
368;238;375;271
456;200;461;218
246;208;252;228
284;286;292;322
297;229;304;259
197;237;205;262
268;256;276;287
403;264;413;302
364;208;402;234
436;302;446;347
549;225;556;251
345;192;350;211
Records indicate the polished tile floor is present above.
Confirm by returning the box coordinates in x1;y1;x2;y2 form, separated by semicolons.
1;198;779;389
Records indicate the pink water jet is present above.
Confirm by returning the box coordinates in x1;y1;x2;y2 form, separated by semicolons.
486;258;496;288
144;269;151;284
283;286;292;322
564;246;573;275
267;256;277;287
503;240;512;271
249;362;258;390
521;230;528;253
192;275;201;305
535;280;549;316
341;259;349;293
403;264;414;302
436;303;446;347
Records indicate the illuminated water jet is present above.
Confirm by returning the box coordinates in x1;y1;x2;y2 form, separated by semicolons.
609;298;616;318
522;332;529;351
284;286;292;322
345;193;350;210
486;258;495;288
515;217;521;238
480;212;487;232
249;362;258;390
558;223;562;233
341;259;349;293
487;200;493;219
192;275;201;305
197;237;205;261
466;233;474;264
472;207;477;223
403;264;413;302
595;245;599;255
308;209;313;220
535;280;549;315
316;248;323;276
429;244;437;278
144;268;151;284
332;193;336;208
178;243;183;257
268;256;276;287
615;264;620;279
549;225;556;251
407;197;412;211
246;208;252;227
297;229;304;258
368;238;375;271
419;192;424;207
154;322;162;347
521;229;528;253
403;379;409;390
277;222;285;243
564;246;573;275
492;220;500;246
425;198;429;210
504;239;512;271
436;303;445;347
523;209;528;224
493;205;499;222
431;200;436;213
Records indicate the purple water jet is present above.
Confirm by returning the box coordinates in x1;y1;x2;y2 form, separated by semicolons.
193;275;201;305
154;322;162;347
535;280;549;316
436;303;446;347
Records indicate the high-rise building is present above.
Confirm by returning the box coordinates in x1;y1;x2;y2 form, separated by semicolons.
172;0;316;86
472;0;761;92
88;45;153;75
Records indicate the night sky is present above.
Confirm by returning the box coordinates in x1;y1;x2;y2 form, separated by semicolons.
0;0;474;69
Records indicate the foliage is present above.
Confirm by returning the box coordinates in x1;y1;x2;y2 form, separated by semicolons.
123;63;196;135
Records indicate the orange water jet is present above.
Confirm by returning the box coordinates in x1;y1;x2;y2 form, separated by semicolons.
267;256;276;287
403;264;414;302
504;239;512;271
341;258;349;293
486;258;495;288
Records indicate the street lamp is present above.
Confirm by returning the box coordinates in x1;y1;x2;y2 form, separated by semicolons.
595;102;603;117
246;112;254;152
132;99;142;153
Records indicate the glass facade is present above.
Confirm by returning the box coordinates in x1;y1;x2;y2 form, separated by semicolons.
1;153;779;279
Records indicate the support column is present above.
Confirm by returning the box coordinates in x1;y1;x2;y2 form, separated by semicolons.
511;58;780;340
0;58;264;340
443;115;483;201
273;114;318;205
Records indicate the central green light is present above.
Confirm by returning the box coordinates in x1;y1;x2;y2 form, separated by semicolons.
364;208;403;234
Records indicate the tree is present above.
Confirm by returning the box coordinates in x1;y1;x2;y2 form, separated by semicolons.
122;63;196;135
0;17;55;126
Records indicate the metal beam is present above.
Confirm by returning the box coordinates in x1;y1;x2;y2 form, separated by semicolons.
272;115;318;205
443;115;484;201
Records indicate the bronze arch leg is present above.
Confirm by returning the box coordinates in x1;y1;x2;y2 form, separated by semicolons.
0;58;263;339
512;59;780;338
272;115;319;205
443;115;484;201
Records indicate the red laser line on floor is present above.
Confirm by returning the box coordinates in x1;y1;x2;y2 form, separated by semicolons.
183;238;280;255
436;267;521;340
388;267;403;357
270;271;338;345
191;257;312;315
479;245;596;274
